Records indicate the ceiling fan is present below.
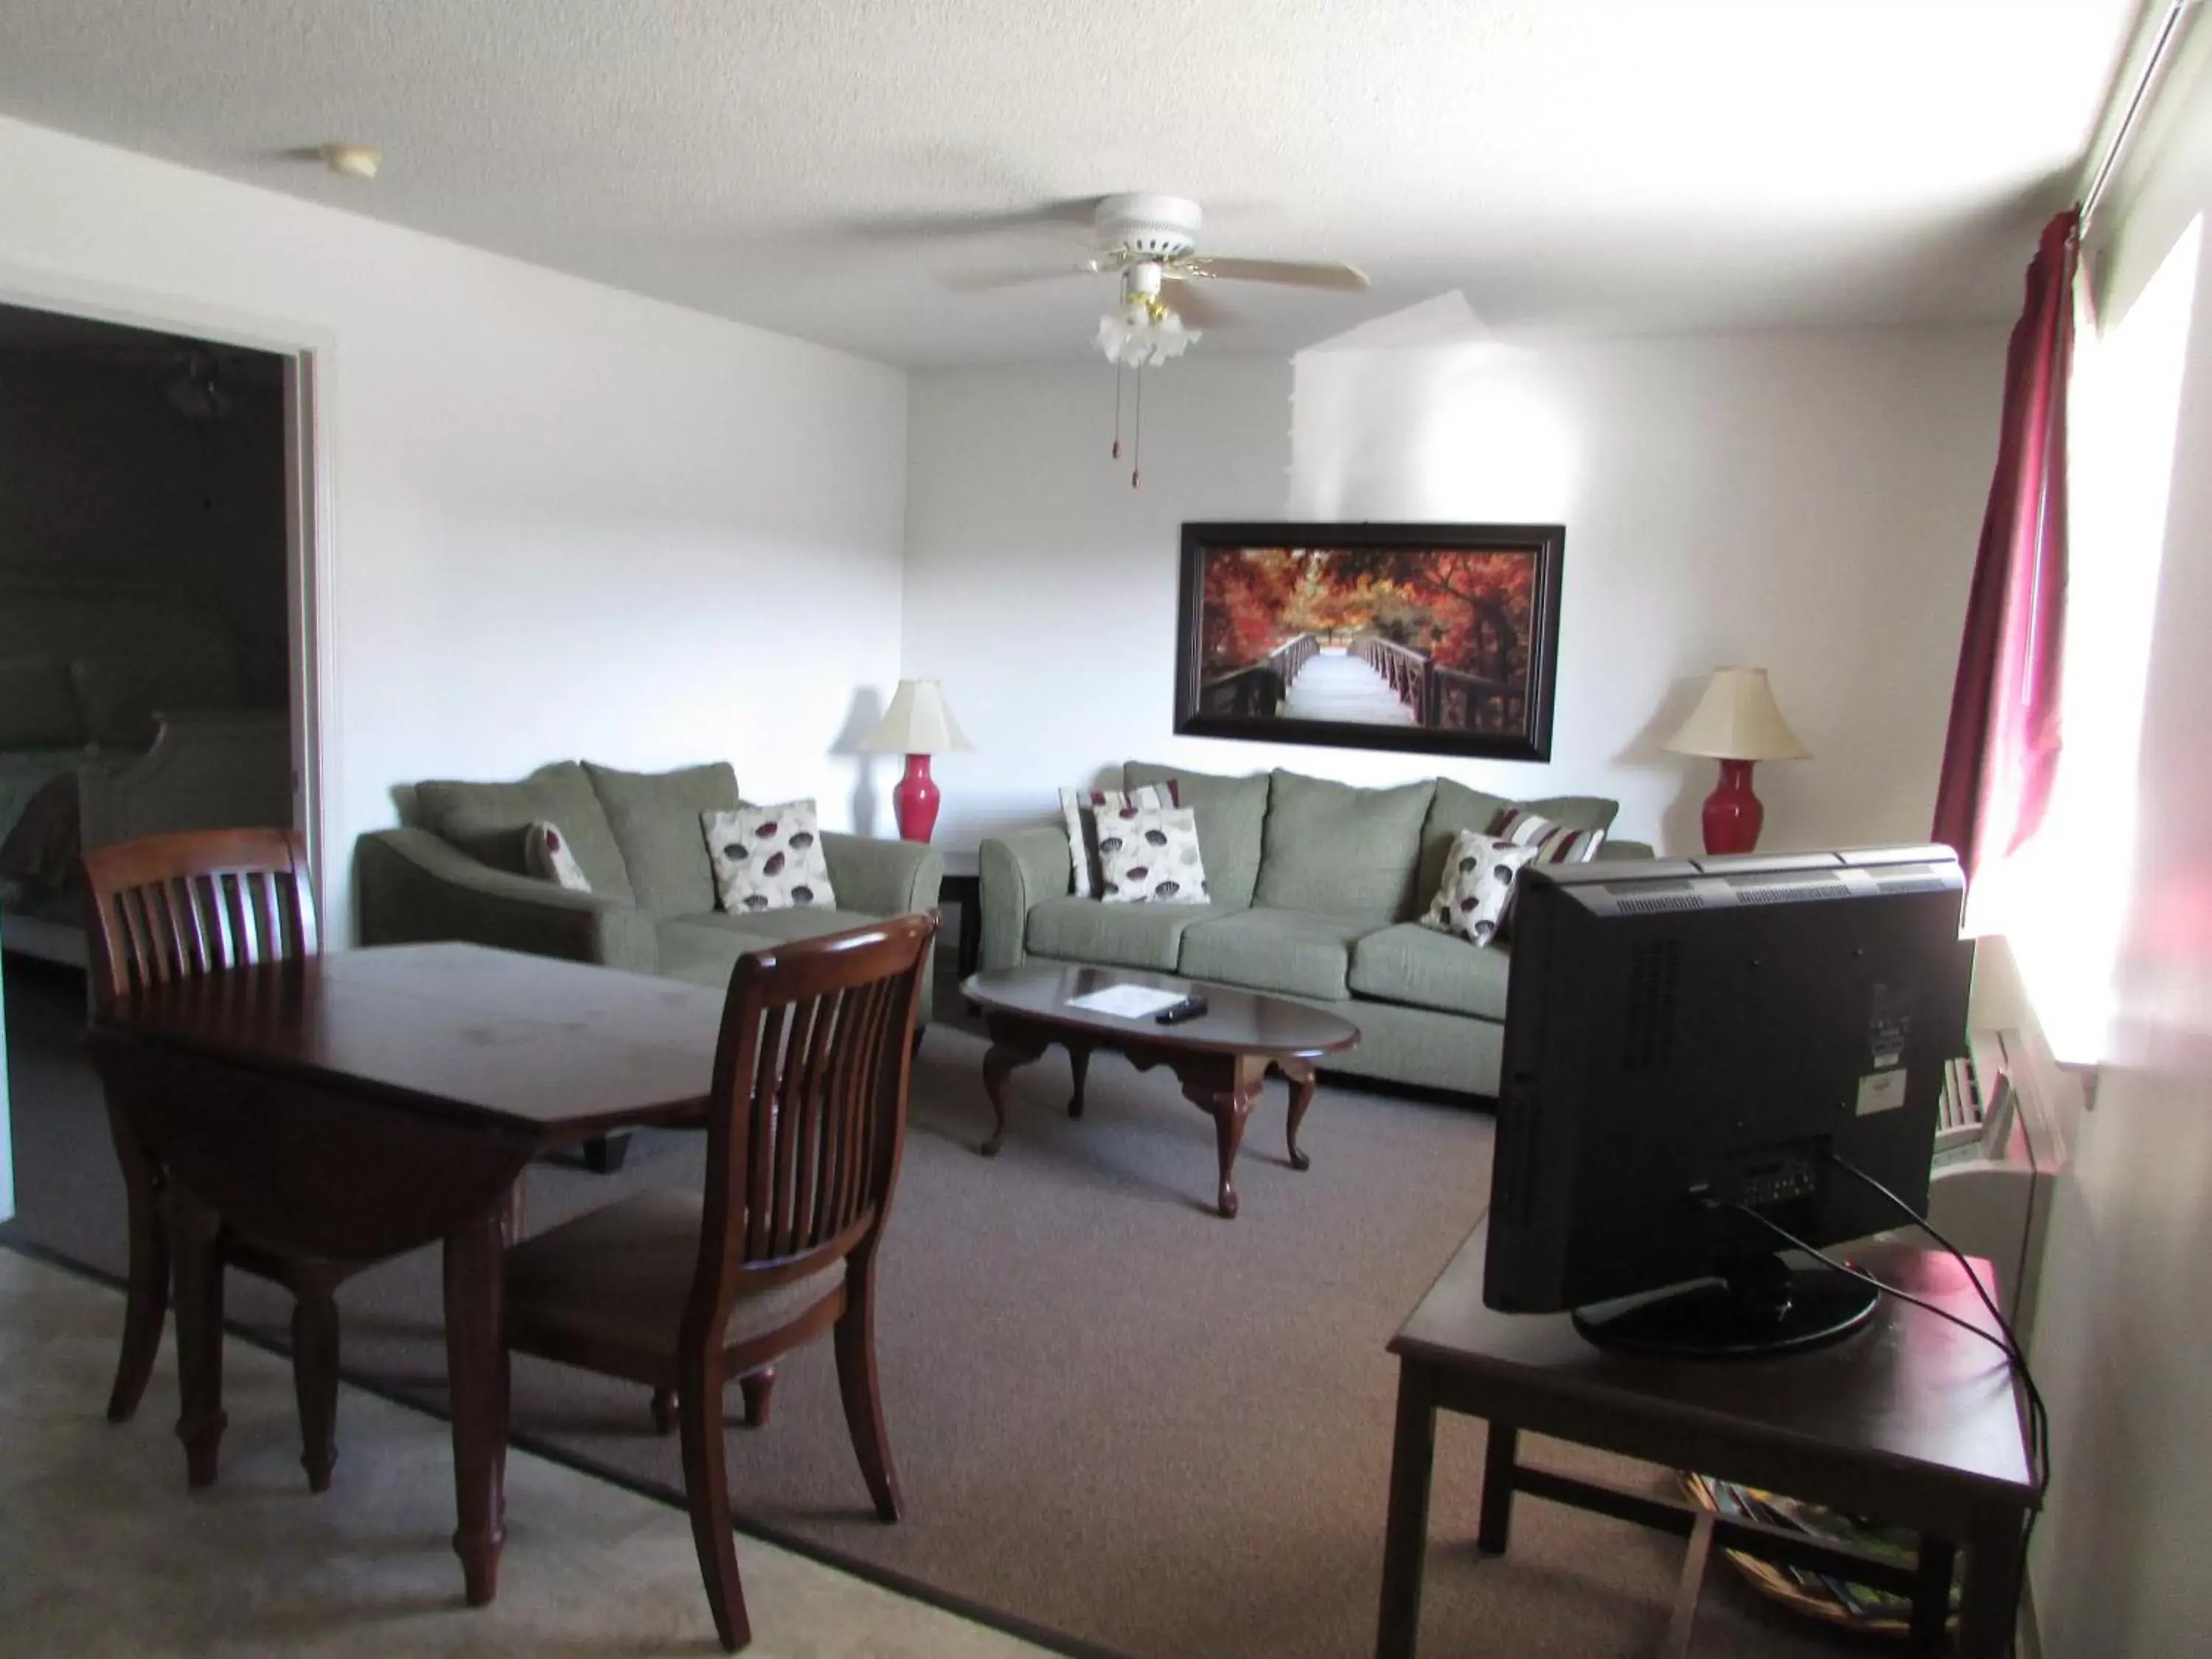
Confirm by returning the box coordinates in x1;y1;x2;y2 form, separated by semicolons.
964;192;1371;366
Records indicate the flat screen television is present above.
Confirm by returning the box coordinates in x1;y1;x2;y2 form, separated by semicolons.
1484;845;1973;1356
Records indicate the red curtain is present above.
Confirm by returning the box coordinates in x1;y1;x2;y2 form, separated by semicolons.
1931;209;2079;883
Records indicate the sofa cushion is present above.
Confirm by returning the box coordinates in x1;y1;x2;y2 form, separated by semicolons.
1253;771;1435;925
1349;922;1515;1021
1417;781;1618;915
1175;908;1369;1001
585;760;740;916
1026;897;1240;972
653;917;765;989
1419;832;1537;947
1124;761;1270;909
655;908;887;990
417;761;636;905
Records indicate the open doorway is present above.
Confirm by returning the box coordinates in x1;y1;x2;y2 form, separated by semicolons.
0;301;310;966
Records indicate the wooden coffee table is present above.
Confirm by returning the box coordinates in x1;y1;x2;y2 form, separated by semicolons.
961;964;1360;1218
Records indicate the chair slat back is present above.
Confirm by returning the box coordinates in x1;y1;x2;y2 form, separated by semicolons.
81;828;319;1009
689;914;936;1332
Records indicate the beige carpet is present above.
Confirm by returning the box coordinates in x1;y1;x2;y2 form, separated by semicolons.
6;956;1873;1659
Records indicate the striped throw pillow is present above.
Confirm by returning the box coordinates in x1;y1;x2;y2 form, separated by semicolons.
1489;806;1607;866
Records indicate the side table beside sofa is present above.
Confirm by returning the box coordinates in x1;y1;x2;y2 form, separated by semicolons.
978;761;1651;1099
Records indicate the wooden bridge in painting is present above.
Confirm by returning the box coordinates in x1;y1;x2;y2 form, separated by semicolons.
1197;633;1522;733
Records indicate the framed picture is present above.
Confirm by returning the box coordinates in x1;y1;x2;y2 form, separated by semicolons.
1172;521;1565;762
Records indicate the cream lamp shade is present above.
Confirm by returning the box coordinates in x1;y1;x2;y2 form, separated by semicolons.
862;679;973;755
1663;668;1809;762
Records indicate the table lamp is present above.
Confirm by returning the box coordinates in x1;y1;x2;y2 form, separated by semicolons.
1663;667;1809;854
862;678;972;844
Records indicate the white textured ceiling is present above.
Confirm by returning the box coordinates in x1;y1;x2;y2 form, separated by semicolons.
0;1;2138;367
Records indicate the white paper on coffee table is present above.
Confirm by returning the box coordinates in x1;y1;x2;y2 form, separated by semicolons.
1064;984;1188;1019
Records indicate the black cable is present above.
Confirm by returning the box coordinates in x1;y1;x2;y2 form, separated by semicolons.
1822;1151;2049;1489
1724;1179;2050;1659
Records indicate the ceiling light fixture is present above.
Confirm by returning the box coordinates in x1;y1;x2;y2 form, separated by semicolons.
319;142;381;180
1095;262;1200;369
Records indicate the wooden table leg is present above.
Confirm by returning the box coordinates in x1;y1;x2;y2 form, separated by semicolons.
1955;1503;2028;1658
1476;1422;1518;1554
1067;1041;1092;1119
1907;1535;1956;1654
1376;1360;1437;1659
978;1022;1050;1157
1278;1057;1317;1172
1182;1078;1257;1218
168;1185;227;1489
443;1205;510;1607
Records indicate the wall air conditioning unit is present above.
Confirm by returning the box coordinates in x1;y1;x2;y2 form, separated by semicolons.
1915;1023;2084;1338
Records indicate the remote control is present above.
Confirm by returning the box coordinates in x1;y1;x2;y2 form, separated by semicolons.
1155;995;1208;1025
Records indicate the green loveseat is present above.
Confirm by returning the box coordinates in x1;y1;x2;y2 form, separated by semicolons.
357;756;944;1020
978;762;1651;1098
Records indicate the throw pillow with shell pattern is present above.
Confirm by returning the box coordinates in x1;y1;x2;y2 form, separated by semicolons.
1421;830;1538;946
702;800;838;913
523;821;591;891
1057;782;1178;897
1097;805;1211;904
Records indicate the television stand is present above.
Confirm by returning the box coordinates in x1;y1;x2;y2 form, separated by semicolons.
1571;1251;1879;1358
1375;1216;2037;1658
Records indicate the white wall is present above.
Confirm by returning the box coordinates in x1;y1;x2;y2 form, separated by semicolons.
2018;13;2212;1651
905;325;2004;855
0;114;909;942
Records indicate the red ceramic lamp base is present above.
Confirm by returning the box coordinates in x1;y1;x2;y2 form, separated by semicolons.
892;754;940;844
1700;759;1764;855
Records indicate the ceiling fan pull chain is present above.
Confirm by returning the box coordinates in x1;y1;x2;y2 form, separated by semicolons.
1131;368;1143;490
1111;363;1124;459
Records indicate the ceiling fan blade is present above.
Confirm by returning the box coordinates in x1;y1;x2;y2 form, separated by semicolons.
833;196;1102;243
1179;255;1371;291
942;263;1092;293
1161;280;1235;330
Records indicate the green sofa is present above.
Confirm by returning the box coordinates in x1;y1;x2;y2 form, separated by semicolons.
358;757;944;1010
978;762;1651;1097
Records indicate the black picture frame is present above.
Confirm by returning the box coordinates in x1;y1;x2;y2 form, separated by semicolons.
1172;521;1565;762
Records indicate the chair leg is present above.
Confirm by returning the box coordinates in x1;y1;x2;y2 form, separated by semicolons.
291;1288;341;1492
105;1107;168;1425
832;1267;902;1523
676;1354;751;1652
739;1367;776;1428
651;1386;678;1436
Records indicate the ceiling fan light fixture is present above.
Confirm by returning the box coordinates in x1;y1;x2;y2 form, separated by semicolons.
1095;291;1199;369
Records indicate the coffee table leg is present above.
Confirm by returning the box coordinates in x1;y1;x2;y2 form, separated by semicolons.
1067;1041;1092;1119
980;1025;1050;1158
1279;1057;1316;1172
1377;1360;1437;1659
1182;1081;1256;1218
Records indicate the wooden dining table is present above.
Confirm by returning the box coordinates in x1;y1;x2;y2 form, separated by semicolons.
83;941;727;1607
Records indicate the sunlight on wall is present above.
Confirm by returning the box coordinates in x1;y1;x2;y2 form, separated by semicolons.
1287;341;1579;522
1994;215;2202;1062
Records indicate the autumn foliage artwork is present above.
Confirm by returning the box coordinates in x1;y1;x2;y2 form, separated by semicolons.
1175;523;1563;762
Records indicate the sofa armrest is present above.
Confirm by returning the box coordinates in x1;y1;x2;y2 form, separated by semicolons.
819;833;943;919
979;827;1073;971
1596;838;1656;861
355;828;656;975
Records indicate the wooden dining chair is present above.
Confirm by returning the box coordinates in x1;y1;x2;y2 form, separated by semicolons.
501;911;937;1652
79;827;347;1491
